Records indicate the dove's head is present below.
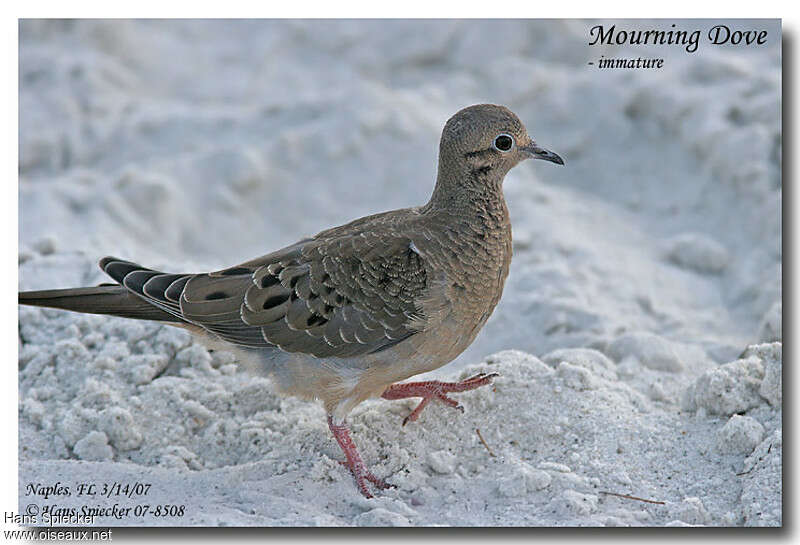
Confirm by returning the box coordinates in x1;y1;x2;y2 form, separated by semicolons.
431;104;563;208
441;104;563;172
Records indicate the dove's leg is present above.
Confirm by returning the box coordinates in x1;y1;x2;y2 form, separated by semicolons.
327;415;391;498
381;372;498;426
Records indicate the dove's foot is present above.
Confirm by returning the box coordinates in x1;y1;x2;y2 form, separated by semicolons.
327;415;392;498
381;372;499;425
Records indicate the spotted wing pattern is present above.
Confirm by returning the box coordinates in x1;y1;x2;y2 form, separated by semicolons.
99;232;427;358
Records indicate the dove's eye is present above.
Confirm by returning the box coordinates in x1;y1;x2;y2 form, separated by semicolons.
493;134;514;152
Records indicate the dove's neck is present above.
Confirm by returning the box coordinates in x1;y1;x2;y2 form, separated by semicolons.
424;159;511;233
423;154;513;318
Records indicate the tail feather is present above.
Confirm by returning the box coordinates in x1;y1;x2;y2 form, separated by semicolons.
18;285;183;323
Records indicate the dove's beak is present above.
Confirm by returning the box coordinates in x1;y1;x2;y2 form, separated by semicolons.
522;142;564;165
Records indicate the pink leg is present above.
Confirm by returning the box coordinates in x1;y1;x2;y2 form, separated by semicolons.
327;415;392;498
381;372;499;426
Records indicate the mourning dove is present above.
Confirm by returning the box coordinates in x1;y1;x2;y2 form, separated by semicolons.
19;104;563;497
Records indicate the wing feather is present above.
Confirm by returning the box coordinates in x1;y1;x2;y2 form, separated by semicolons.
96;210;431;358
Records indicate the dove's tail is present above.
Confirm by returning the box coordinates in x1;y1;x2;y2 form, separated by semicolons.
18;285;182;323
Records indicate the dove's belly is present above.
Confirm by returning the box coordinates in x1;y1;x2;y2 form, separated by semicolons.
247;283;504;421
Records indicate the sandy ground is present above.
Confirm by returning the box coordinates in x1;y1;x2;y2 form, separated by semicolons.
17;19;781;526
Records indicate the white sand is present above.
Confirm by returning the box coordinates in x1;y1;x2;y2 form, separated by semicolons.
18;19;781;526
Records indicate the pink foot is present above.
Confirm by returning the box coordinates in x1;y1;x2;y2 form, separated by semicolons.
381;372;499;425
327;415;392;498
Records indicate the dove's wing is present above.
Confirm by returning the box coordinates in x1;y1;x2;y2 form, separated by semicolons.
99;227;428;358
